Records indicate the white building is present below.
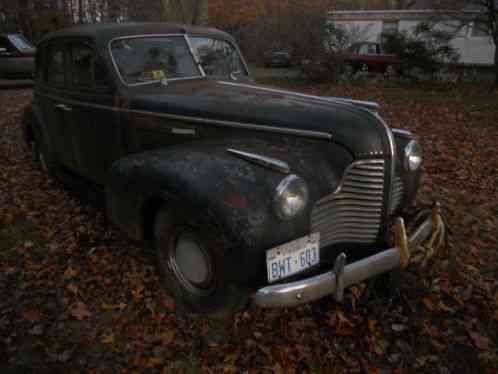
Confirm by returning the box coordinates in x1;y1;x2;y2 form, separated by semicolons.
331;10;496;66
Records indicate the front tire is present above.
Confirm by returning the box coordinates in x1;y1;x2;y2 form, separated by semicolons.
154;207;249;319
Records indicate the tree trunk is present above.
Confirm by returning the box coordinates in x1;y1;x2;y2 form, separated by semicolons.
495;41;498;88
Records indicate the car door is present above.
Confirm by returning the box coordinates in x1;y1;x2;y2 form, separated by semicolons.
38;40;78;171
0;36;14;76
65;39;123;184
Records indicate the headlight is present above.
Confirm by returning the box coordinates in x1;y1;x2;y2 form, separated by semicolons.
274;175;309;220
404;140;423;171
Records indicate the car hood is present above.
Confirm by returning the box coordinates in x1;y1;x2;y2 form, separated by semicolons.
128;78;392;158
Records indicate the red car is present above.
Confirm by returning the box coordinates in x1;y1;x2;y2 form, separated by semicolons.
346;42;401;74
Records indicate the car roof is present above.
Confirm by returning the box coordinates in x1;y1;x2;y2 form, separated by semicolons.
39;22;235;47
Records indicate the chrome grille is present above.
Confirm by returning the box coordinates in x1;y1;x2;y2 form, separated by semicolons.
389;175;404;215
311;160;385;248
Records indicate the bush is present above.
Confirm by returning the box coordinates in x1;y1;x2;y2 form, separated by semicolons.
383;22;459;78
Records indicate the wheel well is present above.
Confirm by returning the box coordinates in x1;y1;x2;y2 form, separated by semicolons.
142;197;165;242
23;120;36;150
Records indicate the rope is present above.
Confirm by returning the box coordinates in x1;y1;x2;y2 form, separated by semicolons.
410;205;448;267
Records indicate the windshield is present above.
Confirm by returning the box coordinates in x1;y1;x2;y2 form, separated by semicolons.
8;34;35;51
110;36;201;85
189;37;247;77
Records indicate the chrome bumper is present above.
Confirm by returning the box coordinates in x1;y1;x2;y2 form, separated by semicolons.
253;204;441;308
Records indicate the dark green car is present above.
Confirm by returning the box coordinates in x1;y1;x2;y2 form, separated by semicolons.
23;23;444;318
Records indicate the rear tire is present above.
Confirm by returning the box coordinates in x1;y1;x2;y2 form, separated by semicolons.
154;206;249;320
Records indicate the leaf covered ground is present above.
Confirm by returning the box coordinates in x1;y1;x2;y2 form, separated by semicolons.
0;86;497;373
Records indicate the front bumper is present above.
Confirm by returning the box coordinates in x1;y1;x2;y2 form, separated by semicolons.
253;203;442;308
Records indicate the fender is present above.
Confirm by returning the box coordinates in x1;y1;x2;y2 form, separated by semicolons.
22;103;51;150
106;139;353;285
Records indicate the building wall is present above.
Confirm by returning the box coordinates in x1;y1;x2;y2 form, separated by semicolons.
333;12;495;65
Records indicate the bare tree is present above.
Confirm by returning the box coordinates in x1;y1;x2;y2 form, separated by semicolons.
435;0;498;87
160;0;207;25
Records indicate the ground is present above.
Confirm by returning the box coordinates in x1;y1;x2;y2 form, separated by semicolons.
0;83;497;373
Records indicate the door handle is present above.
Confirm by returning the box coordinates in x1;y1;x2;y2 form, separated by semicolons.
55;103;72;112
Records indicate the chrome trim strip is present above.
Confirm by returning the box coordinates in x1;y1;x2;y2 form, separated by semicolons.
227;149;290;174
254;212;436;308
219;81;379;111
129;109;332;140
35;92;332;140
172;128;196;135
392;128;413;137
107;34;204;87
184;34;206;77
375;113;396;218
333;160;385;195
325;97;380;111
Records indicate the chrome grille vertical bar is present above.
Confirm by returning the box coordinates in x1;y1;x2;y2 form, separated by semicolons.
311;159;385;248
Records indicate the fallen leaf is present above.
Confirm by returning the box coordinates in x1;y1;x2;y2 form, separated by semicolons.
391;324;407;332
161;295;176;311
66;283;78;295
101;333;115;345
23;310;42;323
131;285;144;299
422;297;436;311
64;266;78;278
69;301;91;320
469;332;490;350
102;302;127;311
161;330;175;344
146;357;163;367
29;324;43;335
328;311;354;336
368;319;377;333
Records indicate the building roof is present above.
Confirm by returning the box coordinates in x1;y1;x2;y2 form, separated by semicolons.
39;22;234;46
330;8;484;21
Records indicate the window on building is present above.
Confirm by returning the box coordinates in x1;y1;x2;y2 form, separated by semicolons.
358;43;378;55
472;21;490;37
382;20;399;35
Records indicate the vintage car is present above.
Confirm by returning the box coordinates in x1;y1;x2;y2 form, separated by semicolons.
23;23;443;317
0;33;36;79
346;42;401;74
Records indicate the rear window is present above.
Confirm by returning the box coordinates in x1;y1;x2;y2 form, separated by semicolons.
8;34;35;51
47;45;65;86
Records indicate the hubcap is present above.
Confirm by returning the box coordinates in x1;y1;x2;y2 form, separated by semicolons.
169;232;213;292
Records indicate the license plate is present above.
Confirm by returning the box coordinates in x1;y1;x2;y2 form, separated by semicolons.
266;233;320;283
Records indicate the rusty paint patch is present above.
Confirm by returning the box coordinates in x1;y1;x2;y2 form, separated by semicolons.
225;194;248;209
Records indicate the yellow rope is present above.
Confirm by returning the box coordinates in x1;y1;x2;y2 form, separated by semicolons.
415;214;446;267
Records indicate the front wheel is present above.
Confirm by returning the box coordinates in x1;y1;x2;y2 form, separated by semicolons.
154;207;249;319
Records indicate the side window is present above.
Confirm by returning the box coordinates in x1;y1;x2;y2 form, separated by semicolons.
71;44;94;87
47;45;65;86
190;37;247;77
70;42;110;90
358;44;370;54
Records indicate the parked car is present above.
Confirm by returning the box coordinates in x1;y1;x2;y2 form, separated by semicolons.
346;42;401;74
263;49;293;68
0;33;36;79
23;23;443;318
